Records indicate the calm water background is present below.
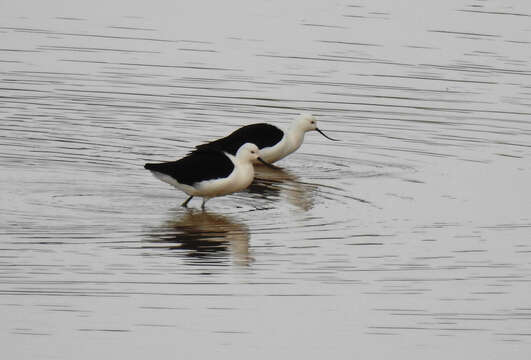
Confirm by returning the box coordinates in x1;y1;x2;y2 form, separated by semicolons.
1;0;531;358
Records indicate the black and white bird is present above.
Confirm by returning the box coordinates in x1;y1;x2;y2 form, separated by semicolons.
144;143;265;208
194;113;338;164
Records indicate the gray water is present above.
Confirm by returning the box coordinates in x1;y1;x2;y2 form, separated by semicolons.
1;0;531;358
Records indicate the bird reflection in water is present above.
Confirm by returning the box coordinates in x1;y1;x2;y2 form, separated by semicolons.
247;166;317;211
146;210;252;266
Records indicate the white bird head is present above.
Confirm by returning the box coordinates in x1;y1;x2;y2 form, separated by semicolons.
293;113;339;141
294;113;318;132
236;143;278;168
236;143;261;162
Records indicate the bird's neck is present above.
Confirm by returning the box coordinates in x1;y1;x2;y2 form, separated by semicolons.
286;126;306;152
235;157;254;173
235;160;254;186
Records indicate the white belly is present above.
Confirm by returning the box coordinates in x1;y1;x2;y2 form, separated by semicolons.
195;163;254;197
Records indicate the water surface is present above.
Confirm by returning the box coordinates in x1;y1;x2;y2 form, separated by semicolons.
1;0;531;358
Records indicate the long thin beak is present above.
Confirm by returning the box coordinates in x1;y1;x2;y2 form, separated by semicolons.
258;157;281;169
316;128;339;141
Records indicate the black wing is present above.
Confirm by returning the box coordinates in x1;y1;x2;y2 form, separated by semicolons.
194;123;284;155
144;148;234;186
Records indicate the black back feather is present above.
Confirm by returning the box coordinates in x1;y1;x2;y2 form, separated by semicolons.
194;123;284;155
144;148;234;186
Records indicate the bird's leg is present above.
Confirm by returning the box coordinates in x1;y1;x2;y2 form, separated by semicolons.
201;198;207;210
181;195;193;207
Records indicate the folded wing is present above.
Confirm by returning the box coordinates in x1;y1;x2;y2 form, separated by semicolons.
144;148;235;186
194;123;284;155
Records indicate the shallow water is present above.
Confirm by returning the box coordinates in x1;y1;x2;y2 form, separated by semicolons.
1;0;531;358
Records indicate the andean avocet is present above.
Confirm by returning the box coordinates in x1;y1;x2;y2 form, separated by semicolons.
144;143;267;208
194;113;338;164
